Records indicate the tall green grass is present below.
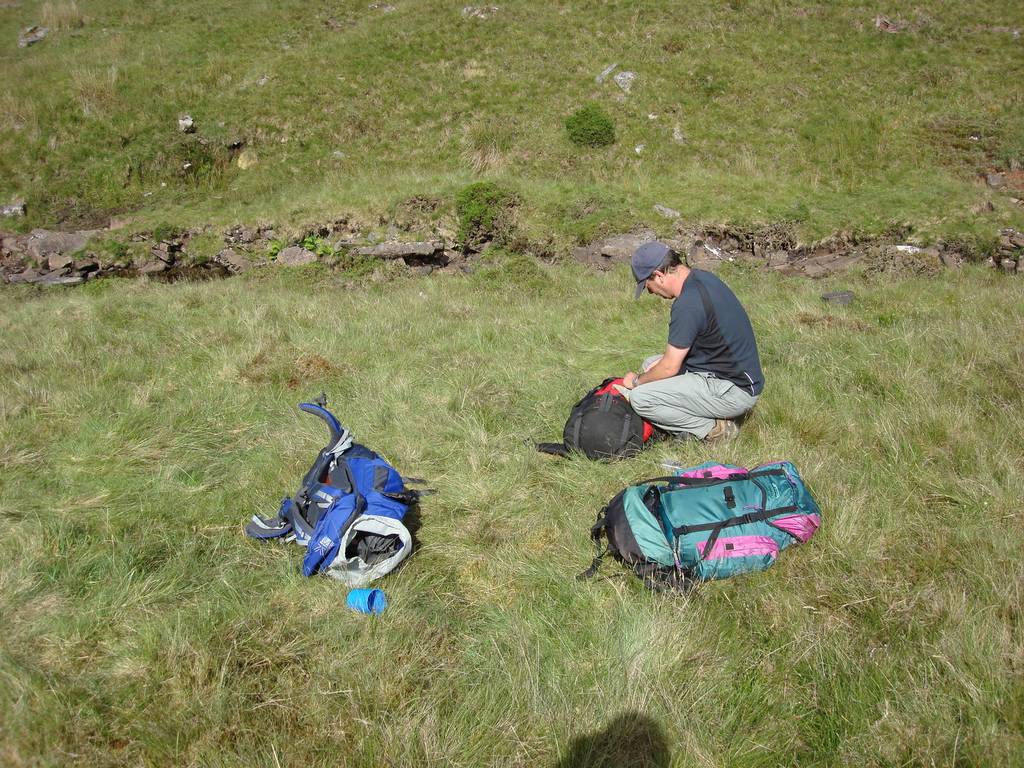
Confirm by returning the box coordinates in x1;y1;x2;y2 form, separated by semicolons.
2;262;1022;765
1;1;1022;241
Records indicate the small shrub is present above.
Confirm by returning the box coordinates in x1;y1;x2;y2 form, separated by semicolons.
267;239;286;259
455;181;517;247
300;234;335;258
564;104;616;148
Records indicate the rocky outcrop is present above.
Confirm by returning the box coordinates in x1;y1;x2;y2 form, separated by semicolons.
3;217;1021;289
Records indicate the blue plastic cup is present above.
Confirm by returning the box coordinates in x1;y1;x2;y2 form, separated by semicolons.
346;588;387;615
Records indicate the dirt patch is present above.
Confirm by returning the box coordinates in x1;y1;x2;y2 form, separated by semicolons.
287;354;341;390
797;312;872;332
392;195;444;232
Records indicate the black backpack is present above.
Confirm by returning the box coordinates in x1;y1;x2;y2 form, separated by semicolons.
538;378;656;460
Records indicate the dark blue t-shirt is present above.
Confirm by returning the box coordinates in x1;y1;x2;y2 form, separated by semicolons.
668;270;764;396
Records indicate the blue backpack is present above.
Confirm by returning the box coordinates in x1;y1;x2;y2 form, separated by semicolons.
579;461;821;592
245;398;425;585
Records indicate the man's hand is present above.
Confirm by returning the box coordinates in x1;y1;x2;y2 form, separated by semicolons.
620;371;641;389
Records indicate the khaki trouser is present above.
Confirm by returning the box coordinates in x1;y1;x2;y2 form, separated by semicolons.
630;357;759;439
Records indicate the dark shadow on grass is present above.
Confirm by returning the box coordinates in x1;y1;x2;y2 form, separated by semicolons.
554;712;670;768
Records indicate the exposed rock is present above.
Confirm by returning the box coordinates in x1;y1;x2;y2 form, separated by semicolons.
74;258;99;274
6;267;40;284
215;248;254;273
45;254;74;272
2;201;26;217
152;242;179;264
26;229;97;261
17;25;48;48
276;246;318;266
1000;259;1017;272
821;290;855;305
236;149;258;170
939;250;962;269
874;16;908;33
462;5;498;19
178;115;195;133
369;2;397;11
986;173;1004;188
613;70;636;93
355;241;443;259
654;203;681;219
38;273;84;286
595;63;618;84
1004;229;1024;248
672;124;687;144
789;251;864;278
139;260;170;274
1;234;26;255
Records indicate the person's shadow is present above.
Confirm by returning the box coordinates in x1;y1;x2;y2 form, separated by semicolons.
553;712;670;768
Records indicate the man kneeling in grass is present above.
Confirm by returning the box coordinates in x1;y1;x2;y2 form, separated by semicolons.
615;241;764;442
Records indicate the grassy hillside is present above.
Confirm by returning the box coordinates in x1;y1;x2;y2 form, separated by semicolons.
1;1;1023;244
2;260;1023;765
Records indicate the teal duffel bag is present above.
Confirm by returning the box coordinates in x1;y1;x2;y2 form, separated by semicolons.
579;461;822;592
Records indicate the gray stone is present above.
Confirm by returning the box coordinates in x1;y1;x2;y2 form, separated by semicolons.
2;201;26;217
1008;230;1024;248
178;115;195;133
26;230;96;260
17;25;48;48
45;254;74;272
139;260;169;274
355;241;443;259
38;273;84;286
1000;258;1017;273
74;258;99;274
461;5;498;19
276;246;318;266
6;267;40;284
654;203;681;219
369;2;397;11
598;232;656;261
216;248;254;273
672;124;687;144
596;63;618;84
939;250;962;269
986;173;1004;188
152;243;176;264
1;235;25;255
821;290;855;305
613;70;636;93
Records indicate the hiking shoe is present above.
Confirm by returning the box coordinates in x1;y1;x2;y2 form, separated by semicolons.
705;418;739;443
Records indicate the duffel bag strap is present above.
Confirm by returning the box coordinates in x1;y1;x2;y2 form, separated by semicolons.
577;512;610;580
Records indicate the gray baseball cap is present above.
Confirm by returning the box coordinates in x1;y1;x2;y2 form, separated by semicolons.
631;241;672;298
